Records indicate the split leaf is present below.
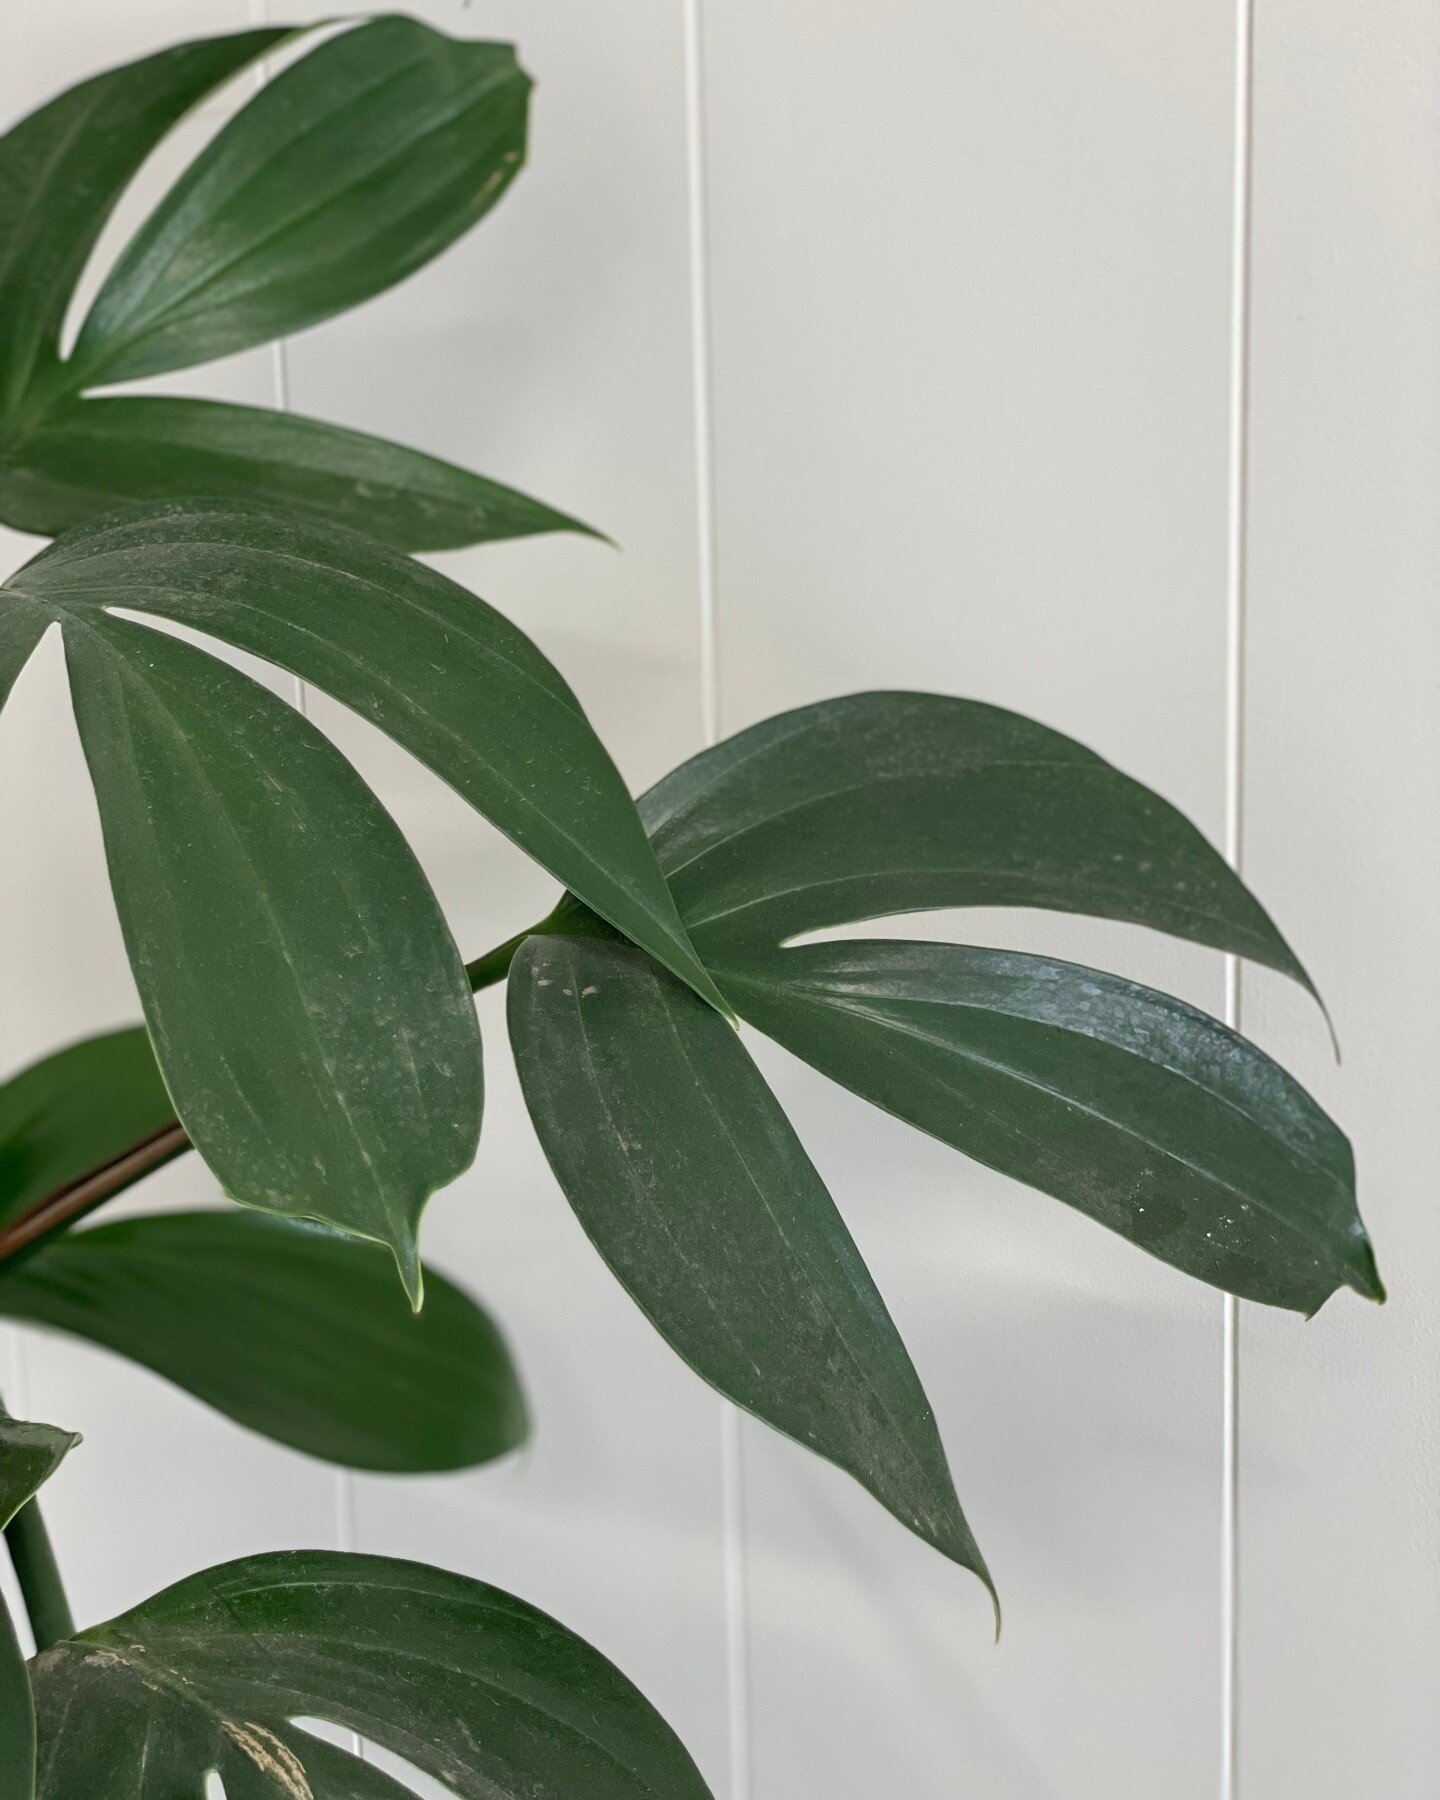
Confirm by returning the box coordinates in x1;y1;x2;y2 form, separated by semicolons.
30;1551;714;1798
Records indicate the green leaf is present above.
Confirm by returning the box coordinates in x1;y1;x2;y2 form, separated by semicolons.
509;932;993;1605
6;503;726;1016
718;941;1382;1314
0;1028;174;1232
0;1590;32;1800
0;1405;78;1534
0;28;284;416
67;19;531;390
0;395;597;551
0;1212;526;1472
60;613;482;1301
30;1550;714;1798
642;692;1315;995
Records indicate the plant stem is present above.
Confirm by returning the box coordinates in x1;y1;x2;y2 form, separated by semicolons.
5;1499;73;1651
464;927;535;993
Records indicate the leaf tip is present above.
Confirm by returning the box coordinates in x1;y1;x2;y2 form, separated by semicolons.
393;1240;425;1314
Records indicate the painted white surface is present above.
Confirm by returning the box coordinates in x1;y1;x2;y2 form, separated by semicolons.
0;2;1434;1795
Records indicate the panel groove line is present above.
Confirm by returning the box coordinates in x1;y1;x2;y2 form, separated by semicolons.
681;3;752;1796
1221;0;1258;1794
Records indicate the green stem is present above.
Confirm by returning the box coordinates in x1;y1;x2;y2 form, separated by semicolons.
5;1498;73;1651
465;899;598;992
465;927;536;993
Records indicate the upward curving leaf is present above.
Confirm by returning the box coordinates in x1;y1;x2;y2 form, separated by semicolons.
30;1551;715;1798
0;22;593;549
0;27;284;416
4;503;727;1016
56;613;481;1300
641;692;1316;997
66;19;531;390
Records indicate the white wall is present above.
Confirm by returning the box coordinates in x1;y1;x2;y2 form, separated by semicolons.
1;2;1435;1795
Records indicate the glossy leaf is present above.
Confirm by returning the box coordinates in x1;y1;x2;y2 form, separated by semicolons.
0;1587;32;1800
642;691;1315;995
0;1405;78;1534
719;941;1381;1314
0;395;597;551
0;1212;525;1471
0;1028;172;1232
6;503;726;1015
509;932;992;1603
29;1550;714;1798
0;29;283;415
67;19;531;389
62;613;482;1301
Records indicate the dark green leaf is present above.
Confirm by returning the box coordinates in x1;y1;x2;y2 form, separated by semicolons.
61;613;482;1300
509;932;992;1604
0;395;597;551
0;29;284;416
30;1550;714;1798
642;692;1315;996
67;19;531;389
719;941;1381;1314
0;611;48;715
0;1028;173;1232
0;1212;525;1472
0;1405;78;1533
0;1591;32;1800
6;503;726;1015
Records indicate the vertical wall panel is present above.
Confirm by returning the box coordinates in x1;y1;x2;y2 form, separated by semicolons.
700;3;1238;1793
1240;2;1440;1794
271;2;732;1785
0;1;343;1635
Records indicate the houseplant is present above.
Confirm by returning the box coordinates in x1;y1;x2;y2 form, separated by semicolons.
0;16;1380;1796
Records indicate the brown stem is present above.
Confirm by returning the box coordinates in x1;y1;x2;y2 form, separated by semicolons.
0;1122;189;1267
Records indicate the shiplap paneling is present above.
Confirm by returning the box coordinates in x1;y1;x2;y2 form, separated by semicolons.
272;1;734;1786
0;1;1432;1794
1239;1;1440;1794
698;3;1240;1793
0;0;345;1637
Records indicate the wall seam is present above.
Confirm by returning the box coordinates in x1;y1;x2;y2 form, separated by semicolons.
682;4;752;1797
1222;0;1257;1794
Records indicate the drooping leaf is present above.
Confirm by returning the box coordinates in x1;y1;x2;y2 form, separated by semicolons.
0;28;285;416
0;1587;32;1800
509;932;992;1604
0;395;598;550
718;941;1381;1314
0;1405;78;1534
29;1550;714;1798
59;612;482;1301
5;503;726;1015
66;19;531;390
641;692;1315;996
0;1028;174;1232
0;1212;526;1472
